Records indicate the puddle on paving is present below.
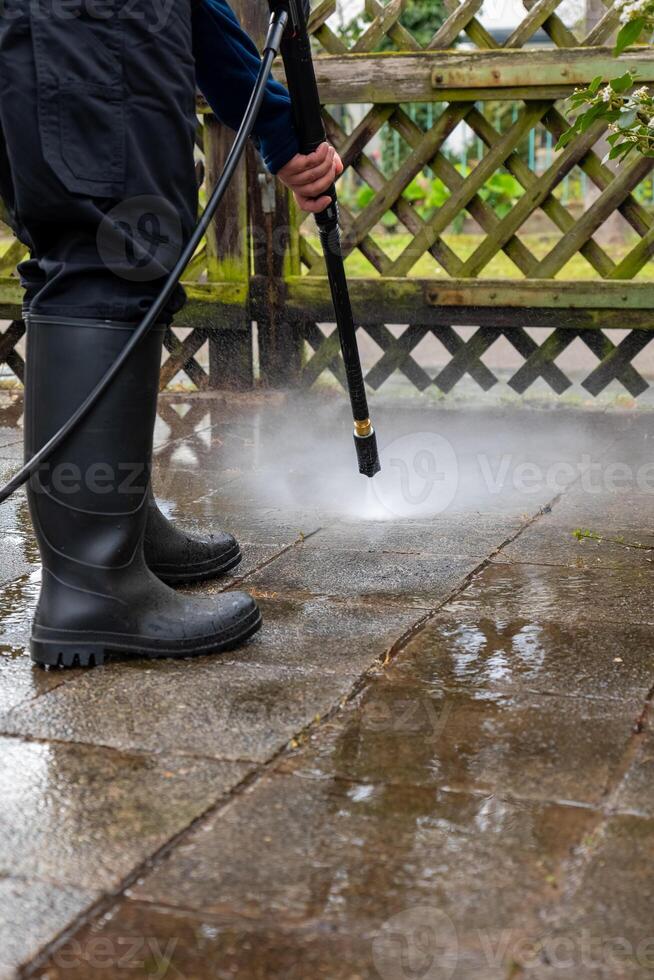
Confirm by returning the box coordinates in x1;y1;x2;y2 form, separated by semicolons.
0;492;41;650
445;561;654;627
280;583;644;804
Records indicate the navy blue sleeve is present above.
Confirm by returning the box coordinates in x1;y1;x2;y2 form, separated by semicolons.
192;0;300;174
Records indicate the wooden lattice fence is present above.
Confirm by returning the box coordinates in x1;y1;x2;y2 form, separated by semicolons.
0;0;653;396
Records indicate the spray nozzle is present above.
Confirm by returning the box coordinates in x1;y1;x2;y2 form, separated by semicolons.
354;424;381;479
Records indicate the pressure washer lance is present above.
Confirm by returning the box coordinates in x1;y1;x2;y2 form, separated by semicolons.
268;0;381;478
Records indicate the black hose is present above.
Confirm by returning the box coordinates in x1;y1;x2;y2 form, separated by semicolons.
0;8;288;506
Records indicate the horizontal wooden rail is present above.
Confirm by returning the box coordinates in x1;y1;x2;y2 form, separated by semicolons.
255;276;654;331
272;47;654;103
3;277;651;332
0;276;654;330
0;279;250;330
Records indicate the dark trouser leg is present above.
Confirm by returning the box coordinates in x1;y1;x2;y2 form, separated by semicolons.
0;0;198;320
0;1;260;664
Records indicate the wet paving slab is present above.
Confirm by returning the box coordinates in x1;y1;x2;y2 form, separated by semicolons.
518;816;654;979
443;561;654;627
219;595;424;675
246;545;481;609
119;773;594;972
614;730;654;818
0;878;97;980
542;489;654;533
0;645;75;715
0;658;361;762
385;614;654;703
496;523;654;570
275;672;637;806
0;395;653;976
0;736;251;891
28;900;531;980
299;513;527;558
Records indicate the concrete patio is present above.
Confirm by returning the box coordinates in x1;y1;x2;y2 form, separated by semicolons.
0;389;653;979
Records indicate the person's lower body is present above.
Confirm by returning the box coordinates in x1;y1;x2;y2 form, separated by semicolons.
0;0;260;666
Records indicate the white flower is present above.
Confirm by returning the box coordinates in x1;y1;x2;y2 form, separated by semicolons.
602;86;613;102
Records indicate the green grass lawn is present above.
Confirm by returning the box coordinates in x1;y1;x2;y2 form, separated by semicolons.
306;232;653;281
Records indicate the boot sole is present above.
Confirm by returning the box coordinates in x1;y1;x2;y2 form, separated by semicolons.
30;608;262;669
150;545;243;586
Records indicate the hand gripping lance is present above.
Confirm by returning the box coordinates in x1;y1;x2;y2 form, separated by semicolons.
267;0;381;478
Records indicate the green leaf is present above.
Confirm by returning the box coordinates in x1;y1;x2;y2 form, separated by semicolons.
555;128;577;150
615;18;645;57
611;71;635;94
588;75;603;95
578;102;607;132
618;108;638;129
608;142;633;160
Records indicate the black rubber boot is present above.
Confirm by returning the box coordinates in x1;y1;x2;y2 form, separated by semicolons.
24;315;262;668
144;492;242;585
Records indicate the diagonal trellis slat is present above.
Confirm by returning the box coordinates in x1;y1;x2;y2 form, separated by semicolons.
0;0;653;400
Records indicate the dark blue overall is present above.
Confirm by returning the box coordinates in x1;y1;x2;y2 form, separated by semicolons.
0;0;298;322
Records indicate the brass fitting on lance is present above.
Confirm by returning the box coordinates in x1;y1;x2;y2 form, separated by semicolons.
354;418;373;439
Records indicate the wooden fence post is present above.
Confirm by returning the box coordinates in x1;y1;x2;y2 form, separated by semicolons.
241;0;304;387
204;108;253;389
249;150;304;387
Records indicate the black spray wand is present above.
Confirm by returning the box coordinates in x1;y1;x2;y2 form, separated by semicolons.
268;0;381;478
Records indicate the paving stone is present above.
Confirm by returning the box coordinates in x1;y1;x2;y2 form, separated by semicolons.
0;434;22;462
247;545;480;608
131;772;594;940
0;395;652;975
0;469;35;588
521;816;654;979
0;661;358;762
204;509;323;546
614;733;654;817
32;900;510;980
549;490;654;533
301;514;524;558
388;614;654;702
0;877;97;980
443;561;654;627
0;568;40;652
221;595;423;675
0;645;74;714
187;542;289;592
0;737;250;890
279;672;636;805
497;522;654;570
